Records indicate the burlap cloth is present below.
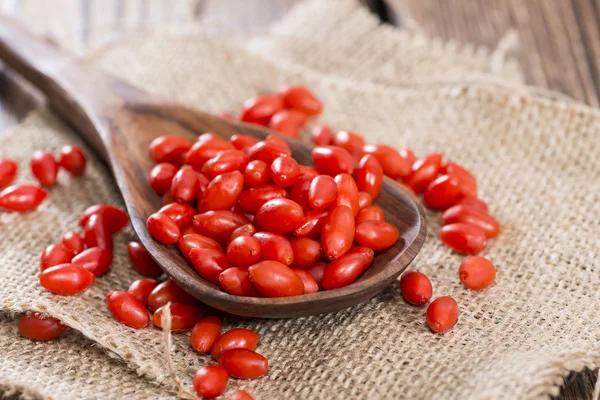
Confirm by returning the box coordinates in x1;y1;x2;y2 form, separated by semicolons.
1;1;599;399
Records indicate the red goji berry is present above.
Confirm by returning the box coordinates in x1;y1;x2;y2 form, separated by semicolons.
0;184;47;212
312;146;355;176
248;260;304;297
290;238;322;269
189;247;231;285
356;205;385;225
146;212;181;245
127;278;158;306
354;154;383;200
219;267;261;296
106;291;150;329
193;365;229;399
127;241;163;277
58;145;87;176
211;328;260;361
321;250;374;290
244;160;271;187
278;85;322;116
332;130;365;160
220;348;269;379
0;159;18;189
293;209;328;239
426;296;459;333
193;210;250;244
254;198;304;233
39;263;95;295
231;134;259;150
205;149;250;178
405;153;443;193
78;204;129;234
149;135;193;166
18;313;66;341
147;279;197;311
84;213;113;252
149;162;178;195
292;269;319;293
72;247;113;276
153;303;204;331
191;316;223;353
61;231;84;255
268;109;307;138
458;256;496;290
355;220;399;251
30;150;58;186
239;95;284;125
40;243;74;271
270;156;300;187
361;144;412;179
308;175;337;210
253;232;294;266
311;125;333;146
198;171;244;213
237;184;287;214
423;175;461;210
442;204;500;238
440;223;487;255
321;206;355;260
399;271;432;305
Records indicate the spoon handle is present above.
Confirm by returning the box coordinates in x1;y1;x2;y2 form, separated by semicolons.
0;16;149;160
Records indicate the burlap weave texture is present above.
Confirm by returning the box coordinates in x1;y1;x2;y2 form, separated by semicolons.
0;1;598;399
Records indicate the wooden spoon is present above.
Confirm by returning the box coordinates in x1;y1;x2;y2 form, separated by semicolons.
0;18;426;318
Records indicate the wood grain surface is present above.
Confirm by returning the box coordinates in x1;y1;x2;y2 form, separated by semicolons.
0;0;596;397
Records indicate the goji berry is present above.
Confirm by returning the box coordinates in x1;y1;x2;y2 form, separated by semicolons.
321;206;355;260
149;163;178;195
399;271;432;305
58;145;87;176
239;95;284;125
39;263;95;295
426;296;459;333
40;243;74;271
106;291;149;329
308;175;337;210
191;316;223;353
153;303;204;331
321;250;373;289
127;241;163;277
268;109;307;138
30;150;58;186
244;160;271;187
146;212;181;245
127;278;158;306
78;204;129;234
84;213;113;252
211;328;260;361
72;247;113;276
18;313;66;341
311;125;333;146
147;279;197;311
61;231;84;254
220;348;269;379
219;267;261;296
149;135;193;165
189;247;231;285
0;159;18;188
458;256;496;290
312;146;355;176
193;365;229;399
278;85;322;115
253;232;294;266
193;210;250;244
248;260;304;297
440;223;487;255
442;204;499;238
0;184;47;212
355;220;399;251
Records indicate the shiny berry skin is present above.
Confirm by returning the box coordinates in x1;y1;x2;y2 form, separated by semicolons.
205;149;250;178
268;110;307;138
270;156;300;187
158;202;196;230
355;221;399;251
189;248;231;285
148;135;193;165
198;170;244;213
293;269;319;293
290;238;322;269
288;174;314;210
227;236;262;267
426;296;459;333
186;134;233;170
321;250;374;290
127;242;163;277
147;279;197;311
293;209;328;239
311;125;333;146
106;291;150;329
357;192;372;210
58;145;87;176
211;328;260;361
229;390;254;400
247;140;291;164
178;234;223;259
84;213;113;252
423;175;462;210
298;165;319;178
72;247;113;276
149;163;178;195
0;159;18;188
61;231;84;254
356;205;385;225
40;243;74;271
229;224;257;242
193;365;229;399
453;196;488;212
332;130;365;160
219;349;269;379
321;206;355;260
219;267;261;296
361;144;412;179
78;204;129;234
265;134;291;153
354;155;383;200
399;271;433;305
445;162;477;197
278;85;322;115
18;313;66;341
244;160;270;187
253;232;294;266
334;173;359;216
127;279;158;306
231;134;259;150
458;256;496;290
153;303;204;331
405;153;443;193
191;316;223;353
39;263;95;295
440;223;487;255
308;175;337;210
237;184;287;214
0;184;47;212
312;146;355;176
146;212;181;245
248;260;304;297
254;198;304;233
30;150;58;186
170;165;199;203
193;210;250;244
442;204;500;238
239;95;284;125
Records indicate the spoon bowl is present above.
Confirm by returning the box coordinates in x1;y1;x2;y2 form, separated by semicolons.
0;18;426;318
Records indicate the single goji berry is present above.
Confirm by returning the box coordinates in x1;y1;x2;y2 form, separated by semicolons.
193;365;229;399
229;224;257;243
191;316;223;353
354;154;383;200
305;261;327;286
158;202;196;230
186;134;233;170
58;145;87;176
334;173;359;216
220;348;269;379
0;184;47;212
248;260;304;297
78;204;129;234
61;231;84;254
292;269;319;293
405;153;443;193
198;170;244;213
127;278;158;306
72;247;113;276
247;140;291;164
205;149;250;178
39;263;95;295
193;210;250;244
361;144;412;179
332;131;365;160
311;125;333;146
106;291;150;329
153;303;204;331
227;236;262;267
268;109;307;138
442;204;500;238
355;220;399;251
355;205;384;225
308;175;337;210
147;212;181;245
439;223;487;255
244;160;271;187
312;146;355;176
293;209;328;239
189;247;231;285
423;175;461;210
426;296;459;333
149;135;193;165
30;150;58;186
399;271;432;305
147;279;197;311
321;250;374;289
253;232;294;266
127;241;163;277
211;328;260;361
278;85;322;115
290;238;322;269
231;134;259;151
178;234;223;259
18;313;66;341
239;95;284;125
229;389;254;400
458;256;496;290
0;159;18;189
288;174;315;211
255;198;304;233
40;243;73;271
149;162;178;195
453;196;488;212
84;213;113;252
270;156;300;187
237;184;287;214
445;162;477;197
321;206;355;260
219;267;261;296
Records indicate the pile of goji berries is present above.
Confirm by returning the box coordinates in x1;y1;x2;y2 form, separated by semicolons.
9;84;502;399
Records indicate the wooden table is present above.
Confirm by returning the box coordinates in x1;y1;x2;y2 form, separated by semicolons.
0;1;596;398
